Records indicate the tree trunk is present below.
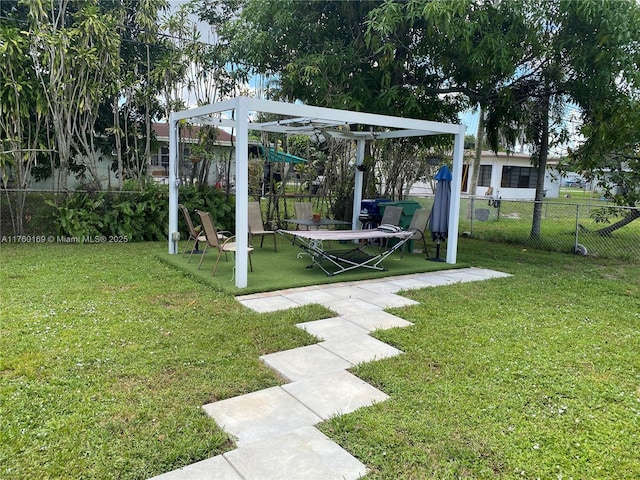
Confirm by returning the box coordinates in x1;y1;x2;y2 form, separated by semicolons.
530;95;550;239
594;208;640;236
467;106;484;219
144;43;152;190
113;97;123;190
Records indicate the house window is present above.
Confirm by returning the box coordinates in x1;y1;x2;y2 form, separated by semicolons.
159;146;169;167
478;165;492;187
180;147;193;170
501;166;536;188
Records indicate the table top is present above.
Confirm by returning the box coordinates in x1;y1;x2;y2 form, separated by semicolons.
285;218;351;227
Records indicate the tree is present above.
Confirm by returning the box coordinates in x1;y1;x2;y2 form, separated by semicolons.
24;0;121;190
211;0;462;198
0;16;48;234
568;98;640;235
109;0;170;189
367;0;640;238
163;0;250;190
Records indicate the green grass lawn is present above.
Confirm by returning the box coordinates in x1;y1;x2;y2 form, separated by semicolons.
1;240;638;479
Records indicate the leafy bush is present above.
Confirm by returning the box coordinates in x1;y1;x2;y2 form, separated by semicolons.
178;185;235;232
47;184;234;241
46;192;107;239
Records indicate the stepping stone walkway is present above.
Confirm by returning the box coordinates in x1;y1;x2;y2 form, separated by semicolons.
149;268;510;480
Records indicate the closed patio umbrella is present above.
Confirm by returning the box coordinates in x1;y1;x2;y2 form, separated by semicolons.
428;165;452;261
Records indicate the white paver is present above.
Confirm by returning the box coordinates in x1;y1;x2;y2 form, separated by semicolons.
296;317;370;340
223;426;367;480
321;297;382;316
260;344;352;381
352;291;419;309
202;387;321;447
283;370;389;420
320;334;403;365
342;310;413;331
148;456;242;480
238;296;302;312
281;288;344;305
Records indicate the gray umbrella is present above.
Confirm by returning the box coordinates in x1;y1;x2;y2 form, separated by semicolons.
428;165;452;261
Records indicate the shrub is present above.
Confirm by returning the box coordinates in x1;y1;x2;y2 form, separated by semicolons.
47;185;234;241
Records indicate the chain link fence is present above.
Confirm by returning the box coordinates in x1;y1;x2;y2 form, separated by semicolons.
459;197;640;262
1;190;59;237
2;190;639;263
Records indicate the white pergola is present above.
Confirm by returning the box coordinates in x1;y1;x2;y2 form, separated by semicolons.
168;97;466;288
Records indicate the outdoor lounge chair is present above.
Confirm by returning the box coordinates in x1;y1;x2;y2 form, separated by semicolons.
402;208;430;259
278;228;413;276
379;205;403;228
377;205;403;248
248;201;277;251
195;210;253;276
293;202;317;231
179;204;206;261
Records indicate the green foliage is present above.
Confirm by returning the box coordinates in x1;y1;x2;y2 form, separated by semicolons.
178;185;235;231
46;192;107;239
46;185;234;241
589;207;622;225
568;99;640;208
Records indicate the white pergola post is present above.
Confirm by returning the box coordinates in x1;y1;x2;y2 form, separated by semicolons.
446;125;466;264
168;115;179;254
234;98;249;288
352;139;366;230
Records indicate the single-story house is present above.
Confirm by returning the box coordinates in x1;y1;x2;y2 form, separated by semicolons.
465;151;561;200
150;123;235;187
410;151;561;200
27;123;236;190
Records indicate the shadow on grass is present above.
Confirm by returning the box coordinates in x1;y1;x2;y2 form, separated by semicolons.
158;238;466;295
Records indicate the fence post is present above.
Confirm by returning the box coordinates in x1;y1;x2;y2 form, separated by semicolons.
574;204;580;251
469;197;475;235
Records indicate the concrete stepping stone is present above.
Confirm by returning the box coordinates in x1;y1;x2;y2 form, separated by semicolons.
377;276;442;290
223;426;367;480
281;288;344;305
283;370;388;420
296;317;369;340
260;344;352;381
466;267;512;280
321;297;382;316
319;285;373;300
148;455;241;480
202;387;320;447
342;310;413;331
347;291;419;309
320;334;402;365
238;296;302;313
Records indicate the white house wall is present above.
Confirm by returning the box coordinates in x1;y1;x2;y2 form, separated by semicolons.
468;152;561;201
31;155;120;191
